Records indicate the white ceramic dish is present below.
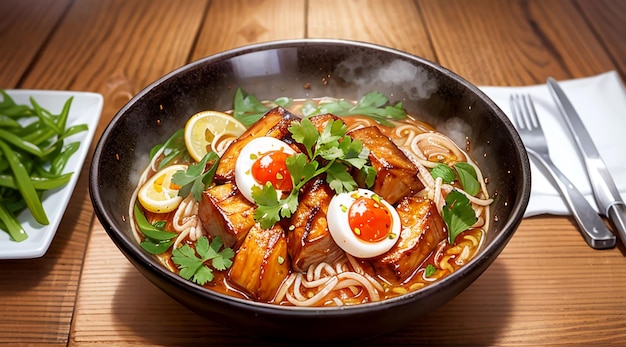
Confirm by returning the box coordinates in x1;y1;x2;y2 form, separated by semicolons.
0;89;103;259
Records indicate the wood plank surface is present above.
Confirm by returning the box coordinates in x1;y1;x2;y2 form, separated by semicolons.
192;0;306;60
0;0;72;88
308;0;435;60
0;0;625;345
419;0;617;86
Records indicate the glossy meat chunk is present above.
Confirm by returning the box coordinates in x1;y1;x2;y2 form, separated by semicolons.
287;178;344;272
348;126;424;204
197;183;256;248
372;196;447;283
215;107;299;183
229;223;290;302
307;113;340;132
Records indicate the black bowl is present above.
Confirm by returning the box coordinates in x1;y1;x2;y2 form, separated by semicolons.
89;39;530;342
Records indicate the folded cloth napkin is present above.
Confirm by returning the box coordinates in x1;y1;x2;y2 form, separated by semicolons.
479;71;626;217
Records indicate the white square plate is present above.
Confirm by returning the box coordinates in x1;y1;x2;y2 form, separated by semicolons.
0;90;103;259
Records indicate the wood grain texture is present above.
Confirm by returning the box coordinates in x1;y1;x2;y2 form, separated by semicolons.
0;0;625;345
191;0;305;60
0;0;72;88
419;0;618;86
307;0;436;60
576;0;626;81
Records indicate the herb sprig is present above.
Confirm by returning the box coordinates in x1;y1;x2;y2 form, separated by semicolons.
172;151;220;201
442;190;477;243
233;88;406;127
233;88;292;127
301;91;407;126
431;162;480;196
171;236;235;285
252;118;375;229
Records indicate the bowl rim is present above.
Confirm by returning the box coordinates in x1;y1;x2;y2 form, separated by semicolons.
90;38;531;317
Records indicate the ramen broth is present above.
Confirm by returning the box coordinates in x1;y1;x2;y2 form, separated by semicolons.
131;97;492;307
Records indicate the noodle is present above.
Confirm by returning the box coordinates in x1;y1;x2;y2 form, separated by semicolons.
131;97;492;308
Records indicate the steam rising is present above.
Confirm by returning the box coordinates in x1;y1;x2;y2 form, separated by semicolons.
332;55;438;100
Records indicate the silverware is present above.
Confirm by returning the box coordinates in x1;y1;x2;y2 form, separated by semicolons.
510;94;616;249
547;77;626;249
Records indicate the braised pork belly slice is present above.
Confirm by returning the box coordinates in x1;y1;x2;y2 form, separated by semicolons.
372;196;447;283
215;107;299;183
197;183;256;249
348;126;424;205
307;113;340;132
287;178;344;272
229;223;289;302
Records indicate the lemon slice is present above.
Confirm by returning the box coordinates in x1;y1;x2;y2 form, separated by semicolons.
138;164;188;213
184;110;246;162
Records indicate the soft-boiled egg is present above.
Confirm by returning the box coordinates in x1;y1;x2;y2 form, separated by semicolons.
327;188;401;259
235;136;297;203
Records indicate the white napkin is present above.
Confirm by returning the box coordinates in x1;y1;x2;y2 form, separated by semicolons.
479;71;626;217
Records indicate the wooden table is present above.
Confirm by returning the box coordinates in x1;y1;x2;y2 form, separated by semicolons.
1;0;625;345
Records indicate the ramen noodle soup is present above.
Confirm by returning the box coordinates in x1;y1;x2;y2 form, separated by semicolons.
130;93;493;307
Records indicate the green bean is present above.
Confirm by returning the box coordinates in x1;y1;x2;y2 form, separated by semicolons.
0;89;88;241
30;98;62;134
0;139;48;225
0;105;34;118
51;142;80;175
0;128;45;158
0;115;20;128
0;173;72;190
0;202;27;242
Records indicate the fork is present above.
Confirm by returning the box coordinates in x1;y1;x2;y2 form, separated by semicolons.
510;94;616;249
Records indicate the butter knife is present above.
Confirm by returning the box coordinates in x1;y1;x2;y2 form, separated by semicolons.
547;77;626;248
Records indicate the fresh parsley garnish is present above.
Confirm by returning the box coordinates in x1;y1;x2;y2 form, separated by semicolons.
172;151;220;201
233;88;406;127
301;91;407;126
233;88;293;127
430;162;480;196
171;236;235;286
442;190;477;243
251;118;375;229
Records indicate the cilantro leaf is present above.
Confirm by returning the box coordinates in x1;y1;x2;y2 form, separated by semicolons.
454;162;480;196
431;163;456;184
235;89;406;126
357;165;377;188
172;151;220;201
250;117;377;228
442;190;477;243
171;236;234;286
286;153;318;185
326;161;358;194
288;118;319;158
251;183;284;229
233;88;294;127
357;91;387;108
233;88;270;126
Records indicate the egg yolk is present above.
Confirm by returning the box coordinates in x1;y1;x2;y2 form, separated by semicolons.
348;196;393;242
251;150;293;191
